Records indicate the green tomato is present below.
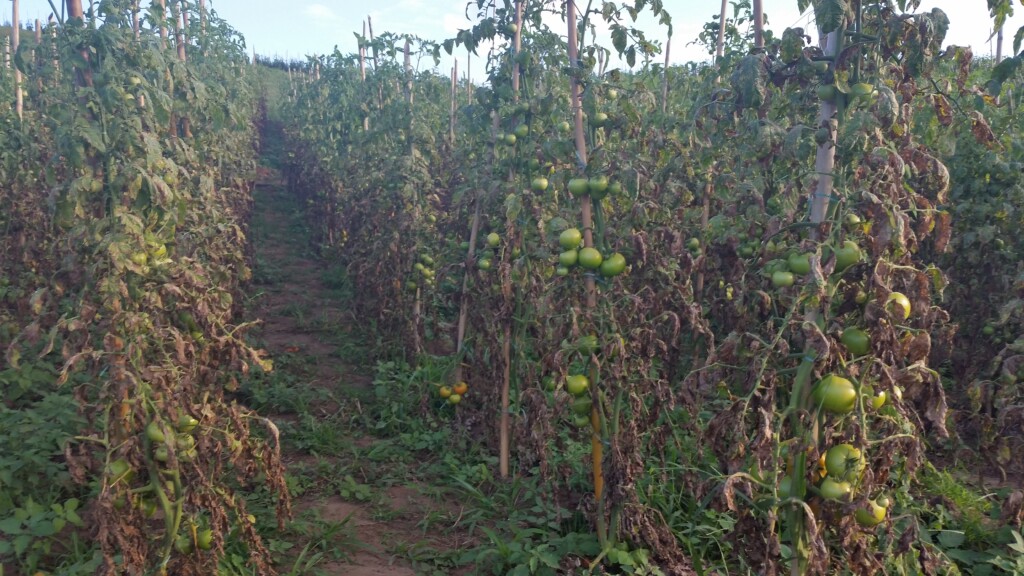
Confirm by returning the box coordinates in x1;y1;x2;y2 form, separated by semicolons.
599;253;627;277
558;249;579;267
559;228;582;250
514;124;529;138
824;443;865;481
819;477;853;501
840;327;870;356
568;178;590;195
146;421;166;443
788;252;811;275
772;271;795;288
588;175;610;198
578;247;603;270
812;374;857;415
834;240;861;272
486;232;501;248
571;397;593;415
531;177;548;192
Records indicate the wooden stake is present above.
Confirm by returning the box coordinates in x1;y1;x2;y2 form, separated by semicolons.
498;0;524;481
809;31;839;225
66;0;92;87
132;0;140;39
753;0;764;49
449;60;456;144
995;24;1004;63
157;0;168;49
13;0;23;120
367;16;377;70
661;34;671;114
568;0;605;546
360;22;369;131
716;0;727;60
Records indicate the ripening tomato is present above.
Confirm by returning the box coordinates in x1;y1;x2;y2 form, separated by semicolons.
885;292;911;320
453;381;468;395
854;496;888;527
565;374;589;396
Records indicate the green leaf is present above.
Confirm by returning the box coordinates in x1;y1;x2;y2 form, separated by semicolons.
611;26;627;55
14;533;31;555
0;516;23;535
937;530;966;548
814;0;849;34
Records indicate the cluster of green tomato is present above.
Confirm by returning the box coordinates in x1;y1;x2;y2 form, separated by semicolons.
554;227;626;278
408;253;436;291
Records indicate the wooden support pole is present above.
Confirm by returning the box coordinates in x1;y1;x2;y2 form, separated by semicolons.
13;0;23;120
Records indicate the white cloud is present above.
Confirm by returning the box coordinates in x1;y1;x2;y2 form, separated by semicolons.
303;3;337;21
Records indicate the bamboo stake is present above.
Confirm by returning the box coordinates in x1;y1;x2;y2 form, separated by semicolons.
13;0;23;120
568;0;606;546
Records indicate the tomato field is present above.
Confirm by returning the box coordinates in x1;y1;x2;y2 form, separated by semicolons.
2;0;1024;574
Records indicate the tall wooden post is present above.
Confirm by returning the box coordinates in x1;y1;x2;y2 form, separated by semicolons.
568;0;605;546
13;0;23;120
716;0;727;60
661;34;671;114
753;0;764;49
995;25;1004;63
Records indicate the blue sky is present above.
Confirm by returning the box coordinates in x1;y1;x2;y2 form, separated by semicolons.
8;0;1024;79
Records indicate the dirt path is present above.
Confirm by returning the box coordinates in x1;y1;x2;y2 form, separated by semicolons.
246;125;460;576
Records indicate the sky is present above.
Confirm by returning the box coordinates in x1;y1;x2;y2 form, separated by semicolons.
6;0;1024;80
